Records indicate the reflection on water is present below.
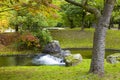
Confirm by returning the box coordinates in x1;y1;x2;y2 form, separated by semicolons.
0;55;35;67
0;49;120;67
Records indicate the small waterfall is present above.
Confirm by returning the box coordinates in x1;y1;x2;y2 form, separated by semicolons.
32;54;65;66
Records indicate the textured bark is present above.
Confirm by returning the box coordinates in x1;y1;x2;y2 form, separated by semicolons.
89;0;116;76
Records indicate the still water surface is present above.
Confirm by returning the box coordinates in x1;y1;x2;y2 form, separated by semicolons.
0;55;36;67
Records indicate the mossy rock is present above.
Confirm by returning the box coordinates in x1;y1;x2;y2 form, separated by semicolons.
106;53;120;64
64;54;82;66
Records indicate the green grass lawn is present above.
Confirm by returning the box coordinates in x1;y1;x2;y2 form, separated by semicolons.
51;28;94;48
51;28;120;49
0;59;120;80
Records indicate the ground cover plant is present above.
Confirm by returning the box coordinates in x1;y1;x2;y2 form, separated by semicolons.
0;59;120;80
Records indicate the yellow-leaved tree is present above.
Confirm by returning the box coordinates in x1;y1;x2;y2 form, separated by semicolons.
0;0;59;32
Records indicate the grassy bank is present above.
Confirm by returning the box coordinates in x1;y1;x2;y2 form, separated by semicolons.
51;29;94;48
0;45;39;55
0;59;120;80
51;28;120;49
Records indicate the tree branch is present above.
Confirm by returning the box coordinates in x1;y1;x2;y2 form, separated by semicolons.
65;0;101;19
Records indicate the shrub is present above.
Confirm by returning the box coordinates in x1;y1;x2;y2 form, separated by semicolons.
35;30;53;48
0;33;20;46
17;32;40;50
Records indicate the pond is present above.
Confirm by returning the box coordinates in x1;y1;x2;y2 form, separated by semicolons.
0;55;36;67
70;48;120;58
0;48;120;67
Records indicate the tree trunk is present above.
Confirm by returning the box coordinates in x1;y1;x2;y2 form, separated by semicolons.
108;18;114;29
118;23;120;30
81;10;86;31
70;19;74;28
68;16;75;28
15;25;19;32
89;20;107;76
89;0;115;76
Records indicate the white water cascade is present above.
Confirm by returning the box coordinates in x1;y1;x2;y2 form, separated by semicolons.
32;54;65;66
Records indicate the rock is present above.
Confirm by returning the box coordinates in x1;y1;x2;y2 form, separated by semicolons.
64;54;82;66
42;40;61;54
33;40;83;66
53;50;71;59
106;53;120;64
32;54;65;66
60;50;71;57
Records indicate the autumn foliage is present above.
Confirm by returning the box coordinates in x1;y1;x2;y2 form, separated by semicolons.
17;33;40;50
0;32;20;46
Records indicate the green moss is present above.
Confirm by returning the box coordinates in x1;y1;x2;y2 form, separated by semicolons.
65;55;74;62
0;59;120;80
65;55;80;62
65;54;79;66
